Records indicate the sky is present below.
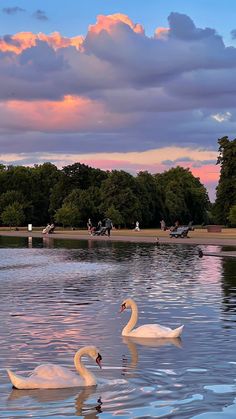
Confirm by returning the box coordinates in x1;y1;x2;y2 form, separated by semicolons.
0;1;236;201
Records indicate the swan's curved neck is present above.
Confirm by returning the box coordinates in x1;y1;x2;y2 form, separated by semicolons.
122;300;138;336
74;348;96;386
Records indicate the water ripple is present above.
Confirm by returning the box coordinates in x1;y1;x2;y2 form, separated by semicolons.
0;239;236;418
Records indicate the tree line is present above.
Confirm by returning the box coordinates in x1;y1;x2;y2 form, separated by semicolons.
0;137;235;228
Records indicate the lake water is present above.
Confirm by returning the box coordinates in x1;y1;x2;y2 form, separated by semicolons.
0;236;236;418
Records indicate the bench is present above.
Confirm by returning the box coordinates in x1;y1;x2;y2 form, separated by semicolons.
206;225;222;233
170;227;189;238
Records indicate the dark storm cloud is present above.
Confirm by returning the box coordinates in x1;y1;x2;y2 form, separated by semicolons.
2;7;25;15
168;12;217;40
33;9;48;21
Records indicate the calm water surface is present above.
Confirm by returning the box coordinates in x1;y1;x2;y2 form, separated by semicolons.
0;236;236;418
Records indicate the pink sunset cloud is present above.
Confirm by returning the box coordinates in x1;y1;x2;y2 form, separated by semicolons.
154;27;169;39
0;31;84;54
88;13;145;35
1;95;132;132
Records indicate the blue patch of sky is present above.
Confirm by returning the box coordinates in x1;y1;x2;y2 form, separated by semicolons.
0;0;235;46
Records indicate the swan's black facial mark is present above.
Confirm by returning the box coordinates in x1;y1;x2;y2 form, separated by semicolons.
96;353;102;368
120;302;126;313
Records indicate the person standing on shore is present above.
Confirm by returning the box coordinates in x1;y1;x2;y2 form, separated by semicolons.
134;221;140;231
87;218;92;235
160;219;166;231
105;217;113;237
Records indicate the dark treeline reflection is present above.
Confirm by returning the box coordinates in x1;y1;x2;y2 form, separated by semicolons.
221;258;236;318
0;234;207;267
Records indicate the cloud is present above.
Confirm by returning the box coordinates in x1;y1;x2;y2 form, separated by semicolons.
89;13;144;35
33;9;48;21
0;11;235;199
231;29;236;39
2;6;25;15
0;32;84;54
211;111;232;122
1;11;236;108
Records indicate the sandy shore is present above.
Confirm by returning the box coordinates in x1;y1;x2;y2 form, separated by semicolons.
0;228;236;247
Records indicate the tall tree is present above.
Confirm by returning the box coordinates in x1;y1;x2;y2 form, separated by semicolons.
100;170;141;226
155;167;209;225
214;137;236;224
136;171;164;227
62;163;108;190
49;163;108;218
30;163;60;225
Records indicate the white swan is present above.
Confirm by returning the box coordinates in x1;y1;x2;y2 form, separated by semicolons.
7;346;102;390
120;298;184;338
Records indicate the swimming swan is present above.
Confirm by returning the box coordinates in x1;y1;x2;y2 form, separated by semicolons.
7;346;102;390
120;298;184;338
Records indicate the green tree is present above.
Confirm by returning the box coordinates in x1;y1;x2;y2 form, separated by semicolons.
54;203;80;227
62;163;108;190
49;172;68;218
228;205;236;226
30;163;61;225
105;205;123;227
214;137;236;224
136;171;164;227
49;163;108;218
155;167;209;225
1;203;25;228
3;166;33;197
0;190;27;212
0;190;31;227
63;187;101;226
100;170;141;226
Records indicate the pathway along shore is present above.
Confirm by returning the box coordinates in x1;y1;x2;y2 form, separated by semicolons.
0;228;236;248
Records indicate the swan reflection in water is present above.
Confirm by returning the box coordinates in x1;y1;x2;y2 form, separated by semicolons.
8;387;103;417
122;336;182;374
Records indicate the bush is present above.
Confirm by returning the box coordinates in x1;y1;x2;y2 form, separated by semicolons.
1;202;25;228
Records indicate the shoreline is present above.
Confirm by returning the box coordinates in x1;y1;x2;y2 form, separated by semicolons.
0;228;236;247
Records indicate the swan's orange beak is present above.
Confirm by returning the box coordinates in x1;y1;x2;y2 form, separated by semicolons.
96;353;102;368
120;302;126;313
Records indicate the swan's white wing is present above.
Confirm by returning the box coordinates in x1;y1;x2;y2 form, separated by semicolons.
131;324;170;337
32;363;84;388
8;364;84;389
33;363;74;380
131;323;183;338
